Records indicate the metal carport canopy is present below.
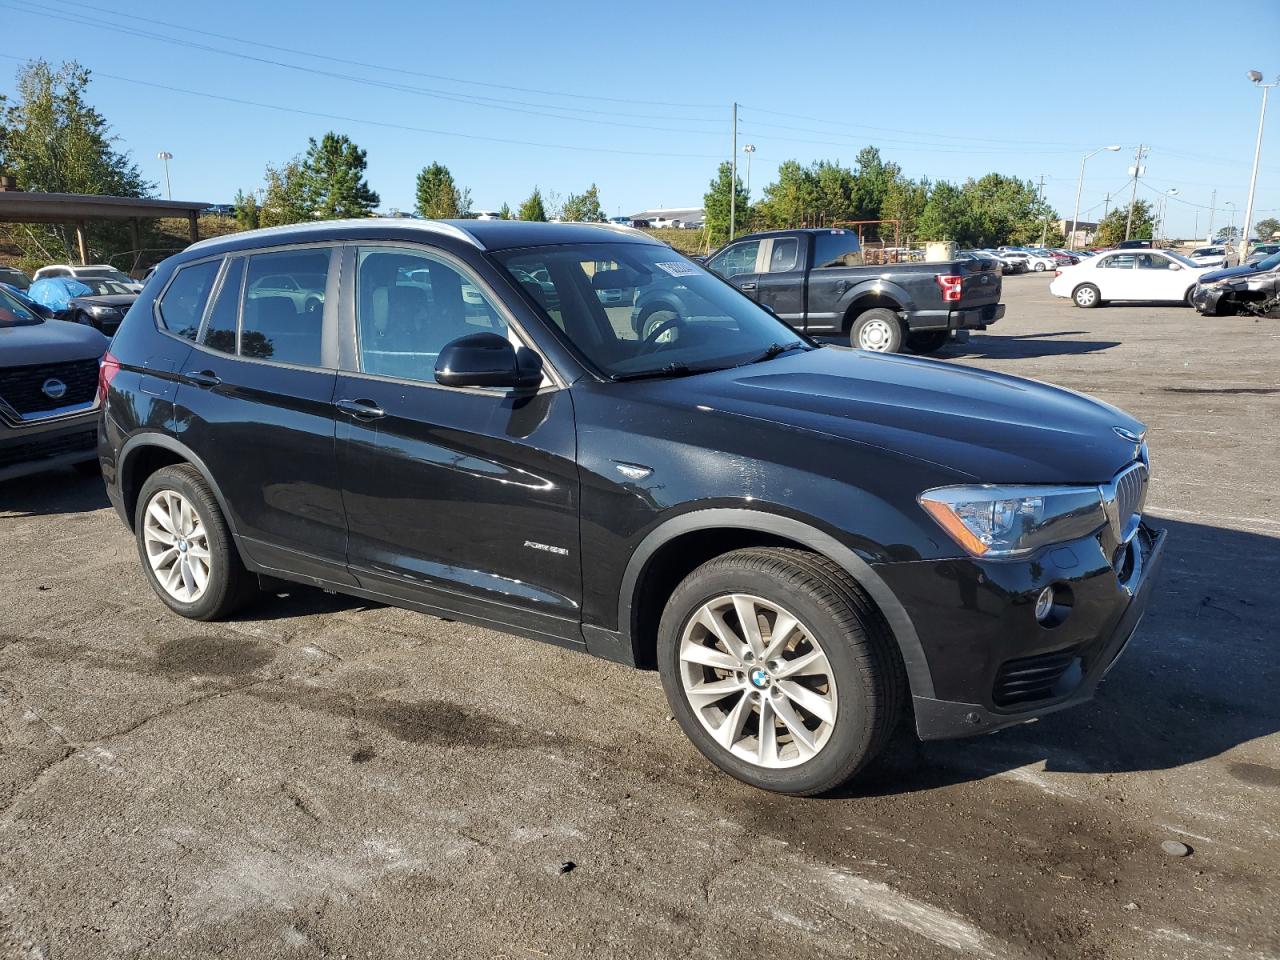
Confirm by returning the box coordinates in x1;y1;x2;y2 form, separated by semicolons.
0;191;210;264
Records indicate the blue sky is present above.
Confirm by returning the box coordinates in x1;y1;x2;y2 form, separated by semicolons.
2;0;1279;238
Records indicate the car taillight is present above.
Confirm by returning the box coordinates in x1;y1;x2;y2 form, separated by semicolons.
98;351;121;404
936;275;963;302
1054;269;1062;277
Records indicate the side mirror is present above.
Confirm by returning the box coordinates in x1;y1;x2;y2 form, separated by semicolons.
1168;263;1182;271
435;332;543;390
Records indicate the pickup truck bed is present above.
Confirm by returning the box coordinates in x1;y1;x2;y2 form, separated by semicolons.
694;228;1004;353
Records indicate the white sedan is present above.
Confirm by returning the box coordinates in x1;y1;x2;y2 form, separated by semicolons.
1048;249;1214;308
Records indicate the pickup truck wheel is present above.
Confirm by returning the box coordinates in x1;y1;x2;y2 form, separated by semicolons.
1072;283;1101;308
905;331;948;354
657;547;905;795
850;308;903;353
135;464;257;621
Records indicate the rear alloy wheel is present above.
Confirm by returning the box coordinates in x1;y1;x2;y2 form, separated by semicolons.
658;548;905;795
1073;283;1101;308
1034;262;1047;272
850;308;904;353
135;464;256;620
905;331;948;354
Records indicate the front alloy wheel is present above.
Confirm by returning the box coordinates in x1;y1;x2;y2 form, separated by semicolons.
679;594;837;768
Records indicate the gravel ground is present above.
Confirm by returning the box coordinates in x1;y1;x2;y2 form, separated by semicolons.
1;274;1278;960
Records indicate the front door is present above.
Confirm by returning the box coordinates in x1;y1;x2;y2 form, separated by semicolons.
334;244;582;644
705;238;762;300
752;236;805;327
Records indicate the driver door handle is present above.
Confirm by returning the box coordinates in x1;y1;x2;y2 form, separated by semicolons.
183;370;221;388
335;398;386;420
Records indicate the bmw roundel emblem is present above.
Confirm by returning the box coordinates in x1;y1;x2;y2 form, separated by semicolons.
749;668;770;689
41;378;67;400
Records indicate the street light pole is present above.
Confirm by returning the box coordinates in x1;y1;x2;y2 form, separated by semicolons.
1158;188;1178;243
1239;71;1277;264
1125;144;1147;240
742;144;756;204
1070;145;1121;250
157;151;173;200
1225;201;1236;243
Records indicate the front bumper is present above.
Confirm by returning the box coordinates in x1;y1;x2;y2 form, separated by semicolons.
0;402;100;482
1190;283;1225;315
875;522;1167;741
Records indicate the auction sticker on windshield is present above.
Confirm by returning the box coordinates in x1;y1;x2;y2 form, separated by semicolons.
654;261;699;278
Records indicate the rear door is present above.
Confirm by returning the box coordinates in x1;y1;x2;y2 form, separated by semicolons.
333;243;581;643
750;235;806;327
173;245;351;585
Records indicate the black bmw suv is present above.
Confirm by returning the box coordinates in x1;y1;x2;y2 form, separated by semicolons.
99;220;1164;795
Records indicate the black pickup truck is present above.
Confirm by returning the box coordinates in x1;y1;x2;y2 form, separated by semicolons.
690;228;1004;353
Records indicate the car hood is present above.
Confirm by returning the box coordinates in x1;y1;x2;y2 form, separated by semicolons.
0;317;109;366
1199;262;1269;283
68;293;138;308
670;347;1146;484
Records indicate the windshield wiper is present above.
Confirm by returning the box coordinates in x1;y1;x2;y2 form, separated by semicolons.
611;361;702;382
738;340;806;367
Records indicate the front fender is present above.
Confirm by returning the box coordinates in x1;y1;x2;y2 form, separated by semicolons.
615;506;937;701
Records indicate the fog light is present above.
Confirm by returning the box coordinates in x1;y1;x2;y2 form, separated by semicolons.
1034;586;1055;622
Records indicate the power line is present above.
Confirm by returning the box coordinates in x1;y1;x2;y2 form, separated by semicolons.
0;0;727;135
0;53;727;161
20;0;723;112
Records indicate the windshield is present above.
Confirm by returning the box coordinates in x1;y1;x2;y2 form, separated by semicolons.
78;278;135;296
0;285;40;326
1162;251;1200;268
493;242;811;379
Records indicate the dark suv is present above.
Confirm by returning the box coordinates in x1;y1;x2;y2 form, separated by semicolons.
100;220;1165;795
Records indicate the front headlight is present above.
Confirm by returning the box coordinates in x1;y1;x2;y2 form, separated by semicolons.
918;485;1107;558
86;304;117;317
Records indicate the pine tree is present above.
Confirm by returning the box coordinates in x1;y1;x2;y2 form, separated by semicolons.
518;187;547;222
233;189;260;231
415;162;471;219
497;202;512;220
703;162;749;245
259;159;310;227
300;132;379;220
561;184;604;222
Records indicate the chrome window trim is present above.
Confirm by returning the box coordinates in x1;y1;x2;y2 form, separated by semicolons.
152;252;230;347
346;240;565;392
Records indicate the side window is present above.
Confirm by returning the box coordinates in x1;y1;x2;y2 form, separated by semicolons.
707;241;760;278
1100;254;1135;269
767;238;799;273
158;260;220;340
813;231;863;268
355;246;508;384
241;249;329;365
201;258;244;354
1136;254;1172;270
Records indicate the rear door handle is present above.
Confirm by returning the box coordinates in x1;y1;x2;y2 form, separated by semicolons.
335;398;386;420
739;281;757;291
184;370;221;388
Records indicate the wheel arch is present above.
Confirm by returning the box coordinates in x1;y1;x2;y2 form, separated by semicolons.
118;433;241;542
617;508;936;700
841;281;910;331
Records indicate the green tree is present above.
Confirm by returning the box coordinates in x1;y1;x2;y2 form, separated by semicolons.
414;162;470;219
1254;217;1280;241
851;147;901;226
703;161;750;245
756;160;817;229
258;158;310;228
300;132;379;220
881;175;930;242
916;180;976;243
962;173;1053;246
0;59;153;266
497;202;512;220
518;186;547;222
561;183;605;222
1093;199;1156;247
233;189;259;231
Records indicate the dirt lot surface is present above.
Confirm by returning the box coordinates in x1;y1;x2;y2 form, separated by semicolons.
2;275;1278;959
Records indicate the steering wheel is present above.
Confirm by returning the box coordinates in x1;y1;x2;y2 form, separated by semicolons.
639;315;684;353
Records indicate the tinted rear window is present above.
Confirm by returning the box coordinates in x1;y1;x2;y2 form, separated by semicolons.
159;260;221;340
240;249;329;365
202;258;244;354
813;231;863;268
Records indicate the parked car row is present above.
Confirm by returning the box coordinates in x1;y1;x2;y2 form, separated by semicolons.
0;263;141;335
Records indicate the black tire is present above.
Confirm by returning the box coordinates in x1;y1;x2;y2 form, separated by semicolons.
134;464;256;621
1072;283;1101;309
1184;286;1197;307
657;547;906;796
905;331;948;354
73;310;97;331
849;308;904;353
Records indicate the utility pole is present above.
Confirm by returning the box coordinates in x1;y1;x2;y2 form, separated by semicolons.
1239;71;1277;263
1103;193;1111;221
1125;144;1146;240
729;102;738;242
1207;188;1216;244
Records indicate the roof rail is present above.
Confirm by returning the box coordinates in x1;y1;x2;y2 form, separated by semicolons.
186;217;485;252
